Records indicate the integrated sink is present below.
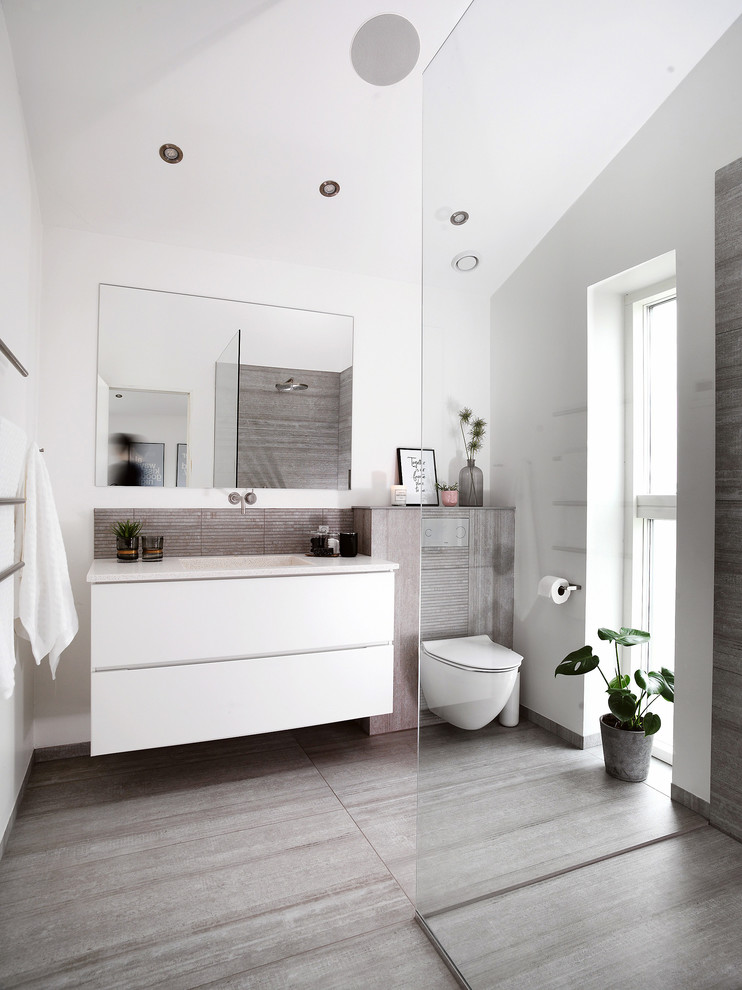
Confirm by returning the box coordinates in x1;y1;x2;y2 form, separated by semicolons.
179;554;313;570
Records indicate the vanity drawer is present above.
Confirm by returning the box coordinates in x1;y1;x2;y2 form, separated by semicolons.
91;571;394;670
91;644;394;755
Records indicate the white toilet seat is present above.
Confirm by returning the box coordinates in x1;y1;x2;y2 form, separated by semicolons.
422;634;522;672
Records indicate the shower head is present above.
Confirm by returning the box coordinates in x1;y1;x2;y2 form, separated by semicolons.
275;378;308;392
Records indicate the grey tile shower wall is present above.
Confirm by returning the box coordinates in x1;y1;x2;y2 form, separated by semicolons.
93;508;355;558
237;365;344;490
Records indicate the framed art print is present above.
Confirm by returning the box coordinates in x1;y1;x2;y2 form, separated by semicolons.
396;447;438;505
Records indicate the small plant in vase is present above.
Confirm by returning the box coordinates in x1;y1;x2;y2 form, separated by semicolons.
458;407;487;506
112;519;143;562
435;482;459;507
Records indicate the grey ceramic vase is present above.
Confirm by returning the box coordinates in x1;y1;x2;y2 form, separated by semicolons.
458;459;483;506
599;714;653;781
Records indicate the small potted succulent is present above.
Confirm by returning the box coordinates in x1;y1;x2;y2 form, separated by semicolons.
435;482;459;507
555;626;674;782
111;519;143;562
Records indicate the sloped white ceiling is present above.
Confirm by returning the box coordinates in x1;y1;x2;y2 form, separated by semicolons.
3;0;741;287
424;0;742;293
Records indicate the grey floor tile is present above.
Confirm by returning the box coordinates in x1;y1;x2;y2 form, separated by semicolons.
416;724;704;913
197;920;460;989
18;740;312;817
428;826;742;990
295;722;418;798
0;809;412;989
2;764;341;893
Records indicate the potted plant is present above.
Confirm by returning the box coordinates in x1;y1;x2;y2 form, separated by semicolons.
457;407;486;506
112;519;143;562
435;482;459;507
555;626;674;781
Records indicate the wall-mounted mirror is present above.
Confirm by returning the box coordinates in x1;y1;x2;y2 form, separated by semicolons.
95;284;353;489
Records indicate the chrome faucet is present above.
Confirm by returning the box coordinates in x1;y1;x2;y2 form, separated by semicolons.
228;490;257;514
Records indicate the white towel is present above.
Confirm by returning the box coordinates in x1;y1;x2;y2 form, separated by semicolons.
0;418;27;698
16;445;78;680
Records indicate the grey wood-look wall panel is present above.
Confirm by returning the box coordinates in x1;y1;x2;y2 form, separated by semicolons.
419;508;515;645
716;160;742;335
201;509;266;555
421;548;469;571
712;155;742;843
716;327;742;500
237;365;344;490
355;508;421;735
711;666;742;838
94;507;349;558
420;566;469;640
469;508;515;647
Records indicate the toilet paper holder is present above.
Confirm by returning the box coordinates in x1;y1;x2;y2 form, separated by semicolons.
538;575;583;604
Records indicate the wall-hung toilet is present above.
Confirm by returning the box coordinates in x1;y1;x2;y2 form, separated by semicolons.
420;635;523;731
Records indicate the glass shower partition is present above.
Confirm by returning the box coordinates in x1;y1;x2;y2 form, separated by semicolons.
212;329;240;488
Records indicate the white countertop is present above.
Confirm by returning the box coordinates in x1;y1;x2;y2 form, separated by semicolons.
87;553;399;584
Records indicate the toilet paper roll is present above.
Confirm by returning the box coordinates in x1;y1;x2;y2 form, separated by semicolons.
538;575;572;604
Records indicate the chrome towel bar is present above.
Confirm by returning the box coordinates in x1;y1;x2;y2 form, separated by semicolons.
0;498;26;505
0;561;24;584
0;337;29;377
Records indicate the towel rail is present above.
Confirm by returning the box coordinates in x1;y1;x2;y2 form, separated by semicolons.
0;337;29;377
0;561;24;584
0;498;26;505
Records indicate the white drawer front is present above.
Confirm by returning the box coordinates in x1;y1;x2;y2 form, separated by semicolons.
91;571;394;669
91;645;394;755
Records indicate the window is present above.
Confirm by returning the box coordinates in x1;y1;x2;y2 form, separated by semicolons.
626;284;677;764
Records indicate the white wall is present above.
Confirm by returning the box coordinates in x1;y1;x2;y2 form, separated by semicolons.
422;285;492;492
0;7;40;840
489;18;742;802
34;226;422;746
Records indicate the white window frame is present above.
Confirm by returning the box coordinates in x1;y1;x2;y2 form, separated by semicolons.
624;280;677;764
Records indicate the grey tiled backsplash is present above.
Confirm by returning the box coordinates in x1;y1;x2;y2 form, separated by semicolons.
94;507;355;558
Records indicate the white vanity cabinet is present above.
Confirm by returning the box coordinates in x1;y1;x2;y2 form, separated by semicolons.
88;557;396;755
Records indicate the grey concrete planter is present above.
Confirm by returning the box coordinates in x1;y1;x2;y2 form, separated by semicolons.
599;714;653;782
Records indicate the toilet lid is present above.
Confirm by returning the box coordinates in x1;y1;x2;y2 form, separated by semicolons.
422;635;523;672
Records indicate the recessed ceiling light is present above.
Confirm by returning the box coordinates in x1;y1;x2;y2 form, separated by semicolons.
159;143;183;164
319;180;340;197
452;252;479;272
450;211;469;225
115;393;123;398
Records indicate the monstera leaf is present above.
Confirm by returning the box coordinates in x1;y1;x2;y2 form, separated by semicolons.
554;646;600;677
635;667;675;703
598;627;650;648
608;689;639;723
642;711;662;736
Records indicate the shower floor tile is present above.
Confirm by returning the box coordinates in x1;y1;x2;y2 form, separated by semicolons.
427;825;742;990
416;719;704;914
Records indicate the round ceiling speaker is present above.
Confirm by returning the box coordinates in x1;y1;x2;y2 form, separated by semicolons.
351;14;420;86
